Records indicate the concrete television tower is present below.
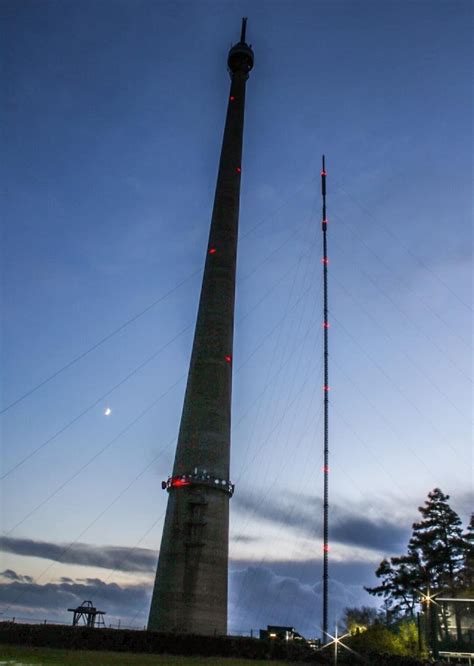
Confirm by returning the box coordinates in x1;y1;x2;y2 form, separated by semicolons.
148;20;254;635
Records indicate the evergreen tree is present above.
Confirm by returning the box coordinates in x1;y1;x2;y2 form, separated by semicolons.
460;513;474;593
365;553;421;618
408;488;466;595
366;489;471;616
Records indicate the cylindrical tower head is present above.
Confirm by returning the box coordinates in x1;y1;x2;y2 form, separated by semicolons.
228;17;254;76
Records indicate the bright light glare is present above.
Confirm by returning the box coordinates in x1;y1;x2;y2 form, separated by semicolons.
104;407;112;416
418;588;441;606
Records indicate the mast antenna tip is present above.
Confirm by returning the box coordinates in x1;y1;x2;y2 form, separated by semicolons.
240;17;248;43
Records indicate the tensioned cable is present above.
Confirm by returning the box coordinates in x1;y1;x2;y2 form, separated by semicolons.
232;305;446;619
330;355;442;485
230;198;323;609
330;271;471;424
331;312;468;478
232;384;426;624
232;176;471;632
0;326;191;480
5;246;321;531
126;407;325;631
236;352;323;484
233;260;452;624
231;407;325;616
239;191;320;470
2;179;326;616
1;431;179;616
333;211;471;350
4;376;184;534
236;273;321;467
232;409;325;616
2;219;312;479
336;184;472;312
330;222;471;383
234;280;470;628
243;241;321;487
1;177;317;417
2;274;325;613
246;450;324;625
0;271;199;417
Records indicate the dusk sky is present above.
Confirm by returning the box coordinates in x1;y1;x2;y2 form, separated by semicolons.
1;0;472;636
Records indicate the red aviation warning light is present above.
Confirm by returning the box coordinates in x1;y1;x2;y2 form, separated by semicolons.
209;247;217;254
224;355;232;363
230;95;235;101
236;167;241;173
170;477;190;488
323;322;330;329
323;544;330;552
323;385;330;392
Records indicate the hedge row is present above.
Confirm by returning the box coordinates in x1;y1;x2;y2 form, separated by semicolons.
0;623;431;664
0;623;329;662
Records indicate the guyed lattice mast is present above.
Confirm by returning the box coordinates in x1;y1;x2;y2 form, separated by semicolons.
321;155;329;643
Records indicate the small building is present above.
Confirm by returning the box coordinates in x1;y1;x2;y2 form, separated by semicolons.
259;625;305;641
436;597;473;662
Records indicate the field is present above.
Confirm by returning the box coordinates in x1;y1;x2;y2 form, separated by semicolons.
0;645;297;666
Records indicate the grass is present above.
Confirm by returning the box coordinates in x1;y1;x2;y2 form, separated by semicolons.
0;644;296;665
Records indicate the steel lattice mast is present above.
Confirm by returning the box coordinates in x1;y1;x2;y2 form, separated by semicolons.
321;155;329;643
148;19;254;635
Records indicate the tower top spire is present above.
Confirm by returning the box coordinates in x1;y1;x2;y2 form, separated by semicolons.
240;17;248;43
228;17;254;76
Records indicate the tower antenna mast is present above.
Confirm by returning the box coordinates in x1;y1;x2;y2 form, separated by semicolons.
148;19;254;635
321;155;329;643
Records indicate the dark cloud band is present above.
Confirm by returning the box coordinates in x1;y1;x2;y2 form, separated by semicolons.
0;564;378;635
233;492;408;553
0;536;157;574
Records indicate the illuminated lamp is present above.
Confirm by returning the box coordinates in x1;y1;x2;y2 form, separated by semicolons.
171;477;190;488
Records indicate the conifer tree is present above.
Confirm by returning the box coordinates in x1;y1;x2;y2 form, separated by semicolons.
366;489;471;616
460;513;474;593
408;488;466;595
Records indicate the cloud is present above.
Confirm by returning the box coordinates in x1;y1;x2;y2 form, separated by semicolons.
0;536;157;574
0;573;151;626
232;492;408;554
0;560;378;635
230;534;262;544
0;569;33;583
229;563;378;637
332;516;406;553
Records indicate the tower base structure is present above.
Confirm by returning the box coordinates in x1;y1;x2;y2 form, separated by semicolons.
148;481;230;634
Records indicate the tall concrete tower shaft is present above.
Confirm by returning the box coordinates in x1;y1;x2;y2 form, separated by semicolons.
148;20;254;635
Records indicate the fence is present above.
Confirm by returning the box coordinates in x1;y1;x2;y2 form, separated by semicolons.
0;616;259;636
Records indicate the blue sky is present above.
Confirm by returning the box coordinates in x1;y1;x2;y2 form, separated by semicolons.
1;0;472;636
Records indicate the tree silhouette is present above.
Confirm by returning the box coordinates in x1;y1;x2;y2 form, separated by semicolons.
366;488;471;619
408;488;466;595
